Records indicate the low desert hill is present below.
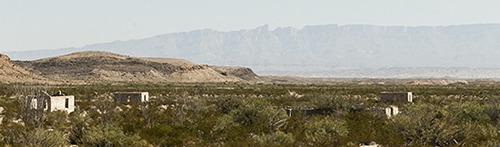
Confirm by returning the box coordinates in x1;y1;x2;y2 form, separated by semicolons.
0;54;47;83
12;51;261;83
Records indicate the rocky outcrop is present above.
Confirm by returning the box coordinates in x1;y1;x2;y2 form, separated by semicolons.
211;66;260;81
0;53;47;83
0;54;10;61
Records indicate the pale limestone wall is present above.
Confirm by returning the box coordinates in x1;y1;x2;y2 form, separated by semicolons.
380;92;412;103
385;105;399;118
31;95;75;113
141;92;149;102
29;95;48;110
48;95;75;113
360;144;380;147
0;106;3;125
31;98;38;109
114;92;149;103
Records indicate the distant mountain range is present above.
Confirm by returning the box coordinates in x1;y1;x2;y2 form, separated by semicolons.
5;24;500;78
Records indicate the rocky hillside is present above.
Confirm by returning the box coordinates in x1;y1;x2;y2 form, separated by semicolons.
0;54;47;83
12;51;260;83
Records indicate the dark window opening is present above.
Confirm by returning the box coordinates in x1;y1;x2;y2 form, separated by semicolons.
65;98;69;108
43;100;47;109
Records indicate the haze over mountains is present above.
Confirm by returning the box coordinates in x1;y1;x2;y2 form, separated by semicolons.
5;24;500;78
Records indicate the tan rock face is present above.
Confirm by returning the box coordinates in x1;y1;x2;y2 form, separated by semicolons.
0;54;10;61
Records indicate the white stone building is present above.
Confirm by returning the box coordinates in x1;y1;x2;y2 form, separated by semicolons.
380;92;413;103
31;92;75;113
114;92;149;103
385;105;399;118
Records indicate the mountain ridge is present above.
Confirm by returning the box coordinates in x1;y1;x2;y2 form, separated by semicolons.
5;24;500;78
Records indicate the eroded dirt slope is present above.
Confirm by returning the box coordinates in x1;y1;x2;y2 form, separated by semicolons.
0;54;47;83
14;51;261;83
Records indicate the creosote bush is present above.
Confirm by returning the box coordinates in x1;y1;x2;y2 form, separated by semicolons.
1;83;500;146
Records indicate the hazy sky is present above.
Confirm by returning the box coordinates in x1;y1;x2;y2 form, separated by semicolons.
1;0;500;51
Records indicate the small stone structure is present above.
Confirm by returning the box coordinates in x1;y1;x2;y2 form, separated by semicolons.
31;92;75;113
385;105;399;118
0;106;4;125
380;92;413;103
114;92;149;103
